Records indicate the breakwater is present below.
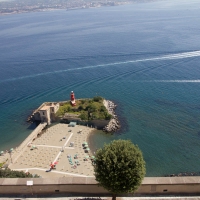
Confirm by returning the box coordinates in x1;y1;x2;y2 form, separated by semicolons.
103;100;120;133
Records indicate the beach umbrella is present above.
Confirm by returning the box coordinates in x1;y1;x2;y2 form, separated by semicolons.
91;156;95;159
85;155;89;158
83;142;88;145
86;148;90;151
10;148;13;152
84;144;88;147
0;151;4;154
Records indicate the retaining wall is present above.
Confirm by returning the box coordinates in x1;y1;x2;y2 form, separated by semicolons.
0;177;200;195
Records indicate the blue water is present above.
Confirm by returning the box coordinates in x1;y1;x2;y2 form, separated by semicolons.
1;0;200;176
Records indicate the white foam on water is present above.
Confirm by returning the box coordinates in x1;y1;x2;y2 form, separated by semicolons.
1;50;200;83
146;80;200;83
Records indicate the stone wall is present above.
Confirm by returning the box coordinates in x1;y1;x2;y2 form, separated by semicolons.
1;177;200;195
87;119;110;129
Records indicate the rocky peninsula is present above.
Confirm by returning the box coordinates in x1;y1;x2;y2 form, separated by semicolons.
27;96;120;133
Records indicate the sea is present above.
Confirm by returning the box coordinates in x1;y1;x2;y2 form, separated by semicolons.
1;0;200;177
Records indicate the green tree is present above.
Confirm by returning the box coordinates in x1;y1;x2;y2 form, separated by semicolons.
78;105;84;111
94;140;146;200
81;99;86;104
105;113;112;120
86;104;97;112
79;112;87;120
100;105;106;112
93;96;103;102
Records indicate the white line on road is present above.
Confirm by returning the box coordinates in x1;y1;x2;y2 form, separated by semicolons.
53;132;73;163
13;167;94;177
36;144;74;149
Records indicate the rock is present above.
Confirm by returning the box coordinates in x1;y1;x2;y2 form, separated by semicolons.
103;100;120;133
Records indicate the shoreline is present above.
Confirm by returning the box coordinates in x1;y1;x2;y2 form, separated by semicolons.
0;1;159;16
86;128;98;156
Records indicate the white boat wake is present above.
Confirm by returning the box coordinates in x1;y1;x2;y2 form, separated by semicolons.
1;50;200;83
139;80;200;83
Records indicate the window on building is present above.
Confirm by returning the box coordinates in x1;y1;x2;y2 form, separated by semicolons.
43;112;45;115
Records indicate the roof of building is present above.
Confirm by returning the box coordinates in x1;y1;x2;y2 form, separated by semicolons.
68;122;77;127
40;105;50;111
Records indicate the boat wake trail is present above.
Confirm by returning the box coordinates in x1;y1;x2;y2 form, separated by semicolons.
1;50;200;83
142;80;200;83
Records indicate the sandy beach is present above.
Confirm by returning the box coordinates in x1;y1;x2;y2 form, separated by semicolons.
1;123;96;178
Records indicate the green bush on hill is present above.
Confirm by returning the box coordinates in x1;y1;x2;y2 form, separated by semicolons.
56;101;72;116
93;96;103;102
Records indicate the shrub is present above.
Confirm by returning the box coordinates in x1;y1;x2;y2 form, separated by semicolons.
79;112;88;120
0;168;40;178
93;96;103;102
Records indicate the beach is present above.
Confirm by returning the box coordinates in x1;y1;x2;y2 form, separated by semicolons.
1;123;96;178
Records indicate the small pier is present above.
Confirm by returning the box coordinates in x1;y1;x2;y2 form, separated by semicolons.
9;122;47;165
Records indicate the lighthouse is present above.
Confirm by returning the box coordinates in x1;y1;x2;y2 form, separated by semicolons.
70;91;76;106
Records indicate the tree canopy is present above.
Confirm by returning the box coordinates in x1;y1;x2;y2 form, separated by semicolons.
94;140;145;198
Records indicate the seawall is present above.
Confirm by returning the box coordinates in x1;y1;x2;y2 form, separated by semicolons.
7;122;47;167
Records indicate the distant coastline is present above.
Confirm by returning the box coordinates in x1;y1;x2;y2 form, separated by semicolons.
0;0;159;16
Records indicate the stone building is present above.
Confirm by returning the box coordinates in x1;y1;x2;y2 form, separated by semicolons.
34;102;60;125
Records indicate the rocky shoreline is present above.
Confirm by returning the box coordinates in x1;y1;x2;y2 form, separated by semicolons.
103;100;120;133
165;172;200;177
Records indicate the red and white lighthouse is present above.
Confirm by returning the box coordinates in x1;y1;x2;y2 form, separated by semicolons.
70;91;76;106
